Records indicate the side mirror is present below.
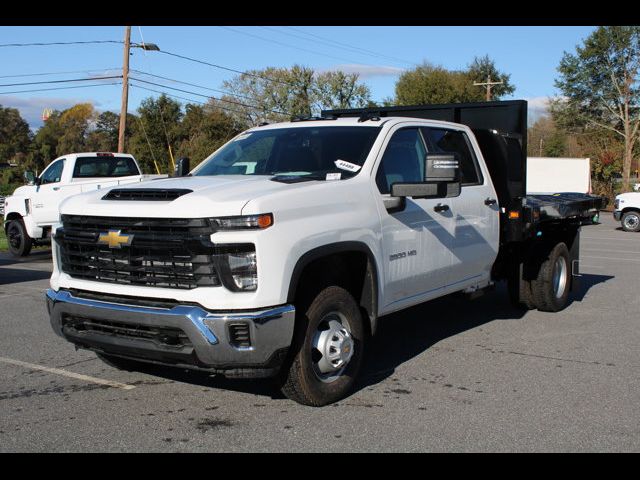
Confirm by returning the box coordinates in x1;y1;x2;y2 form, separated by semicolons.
174;157;190;177
390;153;461;200
23;171;36;185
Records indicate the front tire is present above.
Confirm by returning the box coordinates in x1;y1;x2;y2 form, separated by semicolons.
6;219;32;257
280;286;365;406
621;211;640;232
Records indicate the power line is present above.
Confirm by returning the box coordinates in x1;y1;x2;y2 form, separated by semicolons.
129;76;289;116
0;75;122;88
273;26;417;67
156;49;293;86
0;82;121;96
130;69;255;101
0;67;121;79
0;40;123;48
219;26;365;65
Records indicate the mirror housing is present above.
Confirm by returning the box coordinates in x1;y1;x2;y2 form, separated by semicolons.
23;170;36;185
390;153;461;200
174;157;190;177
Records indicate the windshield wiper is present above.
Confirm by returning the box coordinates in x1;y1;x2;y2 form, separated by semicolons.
270;174;325;184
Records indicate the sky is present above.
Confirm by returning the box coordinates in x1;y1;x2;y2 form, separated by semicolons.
0;25;597;130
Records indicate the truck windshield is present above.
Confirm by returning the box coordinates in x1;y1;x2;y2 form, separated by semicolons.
193;126;381;179
72;156;140;178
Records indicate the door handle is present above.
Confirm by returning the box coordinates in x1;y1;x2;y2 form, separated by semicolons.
484;197;497;206
53;187;60;191
434;203;450;213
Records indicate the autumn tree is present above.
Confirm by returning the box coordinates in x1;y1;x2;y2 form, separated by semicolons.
554;26;640;190
56;103;95;155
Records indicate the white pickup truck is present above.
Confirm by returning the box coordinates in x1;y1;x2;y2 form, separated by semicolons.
3;152;165;257
613;192;640;232
45;101;605;406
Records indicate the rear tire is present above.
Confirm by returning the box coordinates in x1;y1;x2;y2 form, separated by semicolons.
280;286;365;406
621;211;640;232
531;243;571;312
6;219;32;257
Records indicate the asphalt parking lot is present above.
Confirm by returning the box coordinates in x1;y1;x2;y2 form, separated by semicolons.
0;214;638;452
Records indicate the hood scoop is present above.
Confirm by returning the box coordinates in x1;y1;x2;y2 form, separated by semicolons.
102;188;193;201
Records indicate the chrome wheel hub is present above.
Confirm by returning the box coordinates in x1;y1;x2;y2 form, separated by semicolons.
312;312;354;383
624;214;639;230
553;256;568;299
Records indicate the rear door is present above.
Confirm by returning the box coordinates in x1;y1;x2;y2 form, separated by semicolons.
422;126;499;287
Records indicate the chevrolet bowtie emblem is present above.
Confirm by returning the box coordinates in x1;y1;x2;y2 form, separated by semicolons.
97;230;134;249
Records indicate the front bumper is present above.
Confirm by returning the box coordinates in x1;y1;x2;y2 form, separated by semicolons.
614;210;622;221
46;289;295;378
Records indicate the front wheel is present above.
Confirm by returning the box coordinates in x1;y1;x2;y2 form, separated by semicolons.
6;219;32;257
280;286;365;406
621;211;640;232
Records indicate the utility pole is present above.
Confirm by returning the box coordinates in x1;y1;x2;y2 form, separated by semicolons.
118;26;131;153
474;74;504;101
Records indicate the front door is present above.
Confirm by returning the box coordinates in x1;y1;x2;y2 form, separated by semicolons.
31;158;67;226
375;127;456;314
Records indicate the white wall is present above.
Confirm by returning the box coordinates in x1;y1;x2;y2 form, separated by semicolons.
526;157;591;194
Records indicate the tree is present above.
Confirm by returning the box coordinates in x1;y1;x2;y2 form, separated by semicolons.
56;103;95;155
394;57;514;105
28;110;64;172
554;26;640;189
86;111;120;152
394;63;476;105
467;55;515;100
175;102;243;168
0;105;31;164
313;71;371;111
221;65;372;125
128;95;183;174
527;116;568;157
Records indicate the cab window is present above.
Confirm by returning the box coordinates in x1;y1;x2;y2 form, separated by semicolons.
40;159;65;184
375;128;426;194
422;127;483;186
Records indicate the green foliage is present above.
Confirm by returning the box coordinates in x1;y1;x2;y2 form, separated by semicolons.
393;56;514;105
527;116;568;157
128;95;183;174
467;55;515;99
0;105;31;164
175;103;243;168
221;65;372;124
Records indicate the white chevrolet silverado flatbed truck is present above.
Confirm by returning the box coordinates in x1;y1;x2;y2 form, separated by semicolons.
45;101;605;406
3;152;165;257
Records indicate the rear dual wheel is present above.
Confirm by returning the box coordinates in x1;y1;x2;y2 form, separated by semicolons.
508;242;571;312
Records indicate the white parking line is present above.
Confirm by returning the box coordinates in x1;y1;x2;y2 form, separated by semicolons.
582;236;639;241
0;356;136;390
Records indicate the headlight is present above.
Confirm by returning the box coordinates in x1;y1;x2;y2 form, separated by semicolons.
215;244;258;292
210;213;273;230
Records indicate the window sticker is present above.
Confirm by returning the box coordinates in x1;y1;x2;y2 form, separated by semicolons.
326;172;342;181
334;159;361;173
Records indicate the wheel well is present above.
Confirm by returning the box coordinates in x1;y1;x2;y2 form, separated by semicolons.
621;207;640;215
289;247;378;336
4;213;22;231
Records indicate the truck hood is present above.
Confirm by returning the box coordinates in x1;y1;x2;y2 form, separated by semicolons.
59;175;321;218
